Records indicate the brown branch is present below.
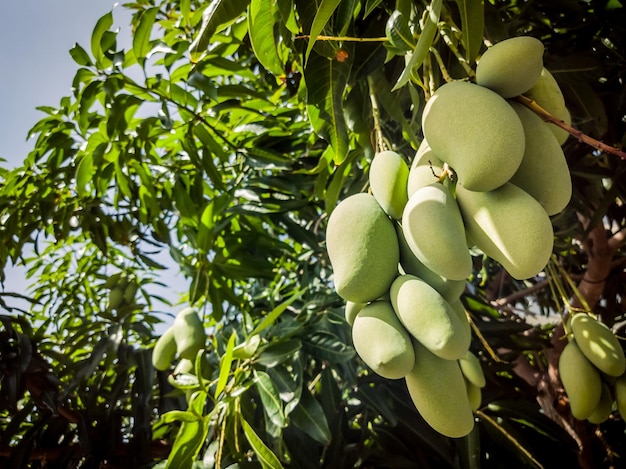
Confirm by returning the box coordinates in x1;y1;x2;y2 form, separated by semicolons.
515;95;626;160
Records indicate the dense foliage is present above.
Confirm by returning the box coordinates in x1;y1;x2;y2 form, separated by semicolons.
1;0;625;468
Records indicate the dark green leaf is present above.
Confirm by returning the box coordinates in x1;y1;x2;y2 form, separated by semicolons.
290;386;332;445
304;331;355;363
240;415;285;469
254;369;287;427
256;339;302;368
386;11;415;53
69;43;92;66
455;0;484;62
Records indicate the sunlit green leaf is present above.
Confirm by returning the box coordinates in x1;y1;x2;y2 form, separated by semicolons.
248;0;284;75
240;415;285;469
133;6;160;64
69;43;92;66
304;0;342;61
91;11;113;65
215;331;237;399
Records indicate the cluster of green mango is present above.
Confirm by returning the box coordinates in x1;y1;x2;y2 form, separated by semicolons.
105;272;139;311
152;307;207;371
326;36;574;438
559;313;626;423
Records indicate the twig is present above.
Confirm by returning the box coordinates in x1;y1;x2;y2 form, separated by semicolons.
438;26;476;79
515;95;626;160
429;47;453;83
367;76;387;153
295;35;387;42
491;279;550;307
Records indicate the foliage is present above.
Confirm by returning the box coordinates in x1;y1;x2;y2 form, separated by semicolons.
0;0;625;468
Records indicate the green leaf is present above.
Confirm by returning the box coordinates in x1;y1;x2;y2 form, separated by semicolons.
91;11;113;65
304;0;343;61
305;53;351;164
133;7;160;64
250;290;303;336
364;0;384;18
190;0;251;62
69;43;92;66
248;0;284;75
254;370;287;428
240;416;285;469
455;0;484;62
215;331;236;399
256;339;302;368
392;0;442;91
75;153;94;198
196;201;215;253
165;418;208;469
289;386;331;445
385;10;415;52
304;331;355;363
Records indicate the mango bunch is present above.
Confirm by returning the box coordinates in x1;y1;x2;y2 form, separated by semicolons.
559;313;626;423
152;307;207;371
326;36;573;438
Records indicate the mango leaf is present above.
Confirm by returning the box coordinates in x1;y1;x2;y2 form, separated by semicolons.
392;0;442;91
304;0;343;61
305;53;350;164
91;11;113;65
196;201;215;253
250;289;303;336
215;331;237;399
254;369;287;428
386;10;415;53
69;43;92;66
190;0;250;62
364;0;384;18
248;0;284;75
165;418;208;469
289;386;332;445
75;153;94;198
133;6;160;64
304;331;355;363
240;416;285;469
455;0;484;62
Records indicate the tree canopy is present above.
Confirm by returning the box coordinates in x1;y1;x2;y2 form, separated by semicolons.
1;0;626;468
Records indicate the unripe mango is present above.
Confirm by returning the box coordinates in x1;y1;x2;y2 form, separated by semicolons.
615;375;626;420
326;193;400;303
448;299;472;350
390;275;470;360
407;140;444;198
422;81;525;192
587;383;613;424
152;327;177;371
369;151;409;220
570;313;625;377
508;101;572;216
172;307;206;360
402;183;472;281
476;36;544;98
405;339;475;438
395;223;466;302
456;183;553;280
525;68;571;145
559;340;602;420
345;301;365;326
459;351;486;388
351;301;415;379
108;287;125;310
465;378;482;411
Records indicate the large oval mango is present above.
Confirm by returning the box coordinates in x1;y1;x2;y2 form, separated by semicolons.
559;340;602;420
173;307;206;360
570;313;625;377
152;326;177;371
326;193;399;303
405;339;475;438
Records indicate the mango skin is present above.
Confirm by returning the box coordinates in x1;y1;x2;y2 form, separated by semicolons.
525;68;571;145
152;326;177;371
344;301;366;326
407;140;443;198
405;339;475;438
559;340;602;420
351;301;415;379
326;193;400;303
402;184;472;281
390;275;470;360
422;81;525;192
476;36;545;98
508;101;572;216
459;350;486;388
395;223;466;303
456;183;553;280
369;150;409;220
448;299;472;352
570;313;626;377
587;383;613;424
615;375;626;420
173;307;206;360
465;378;482;411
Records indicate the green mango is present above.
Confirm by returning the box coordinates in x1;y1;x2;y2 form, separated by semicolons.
326;193;399;303
559;340;602;420
402;183;472;281
508;101;572;216
395;223;466;303
351;301;415;379
570;313;625;377
172;307;206;360
407;140;444;198
465;378;482;411
390;275;471;360
422;81;525;192
345;301;366;326
448;299;472;350
587;383;613;424
456;183;553;280
405;339;475;438
616;374;626;420
369;150;409;220
108;287;125;310
459;350;486;388
152;327;177;371
524;68;571;145
476;36;545;98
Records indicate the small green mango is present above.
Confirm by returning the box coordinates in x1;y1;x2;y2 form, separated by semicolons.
422;81;525;192
524;68;570;145
345;301;366;326
390;275;470;360
351;301;415;379
465;378;482;411
570;313;625;377
459;350;486;388
476;36;545;98
326;193;399;303
405;339;475;438
508;101;572;216
407;140;444;198
172;307;206;360
108;287;125;310
587;383;613;424
395;223;466;303
152;327;177;371
559;340;602;420
369;150;409;220
402;183;472;281
615;374;626;420
456;183;553;280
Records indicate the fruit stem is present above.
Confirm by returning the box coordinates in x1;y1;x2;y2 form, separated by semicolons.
516;95;626;160
438;25;476;79
429;47;454;83
367;76;387;153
